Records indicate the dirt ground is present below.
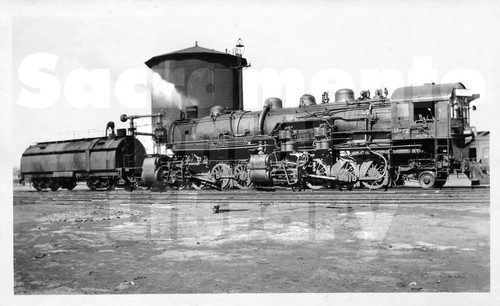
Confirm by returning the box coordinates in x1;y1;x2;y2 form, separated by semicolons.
13;177;489;294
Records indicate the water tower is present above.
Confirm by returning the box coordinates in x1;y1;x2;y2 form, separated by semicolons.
145;41;248;123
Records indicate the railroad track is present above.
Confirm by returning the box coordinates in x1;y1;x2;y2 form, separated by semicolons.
13;187;490;206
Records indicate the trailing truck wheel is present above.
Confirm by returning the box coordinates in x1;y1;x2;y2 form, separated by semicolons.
418;171;436;189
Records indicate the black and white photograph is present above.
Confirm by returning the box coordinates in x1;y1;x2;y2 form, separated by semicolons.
1;0;498;305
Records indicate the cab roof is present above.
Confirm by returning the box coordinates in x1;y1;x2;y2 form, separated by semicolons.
391;83;466;103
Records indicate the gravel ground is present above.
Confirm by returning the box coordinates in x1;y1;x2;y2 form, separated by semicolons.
12;175;490;295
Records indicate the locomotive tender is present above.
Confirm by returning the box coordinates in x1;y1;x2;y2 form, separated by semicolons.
20;127;146;191
137;43;480;190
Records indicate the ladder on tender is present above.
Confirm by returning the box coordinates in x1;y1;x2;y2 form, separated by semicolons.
434;138;449;182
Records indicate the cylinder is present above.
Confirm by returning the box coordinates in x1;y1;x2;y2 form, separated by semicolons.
248;154;275;184
249;154;275;169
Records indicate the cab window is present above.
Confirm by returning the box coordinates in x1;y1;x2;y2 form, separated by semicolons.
396;103;409;121
413;102;434;122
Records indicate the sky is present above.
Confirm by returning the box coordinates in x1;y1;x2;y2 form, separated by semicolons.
1;1;500;304
1;0;500;169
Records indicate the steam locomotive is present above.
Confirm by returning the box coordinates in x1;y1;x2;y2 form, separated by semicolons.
20;42;480;191
137;82;479;191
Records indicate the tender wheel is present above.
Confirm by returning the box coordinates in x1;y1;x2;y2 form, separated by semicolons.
49;181;60;191
33;181;43;191
233;163;253;190
418;171;436;189
106;180;116;191
65;181;77;190
211;163;232;190
306;159;329;190
86;180;97;191
361;160;387;190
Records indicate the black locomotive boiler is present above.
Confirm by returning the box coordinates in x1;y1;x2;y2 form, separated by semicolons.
135;43;480;191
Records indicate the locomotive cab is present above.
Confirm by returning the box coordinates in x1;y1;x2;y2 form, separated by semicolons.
390;83;478;139
389;83;479;187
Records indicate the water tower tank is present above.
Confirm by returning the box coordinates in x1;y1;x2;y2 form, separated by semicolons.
145;43;248;123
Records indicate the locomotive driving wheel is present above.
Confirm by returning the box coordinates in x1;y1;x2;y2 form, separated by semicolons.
361;160;387;190
233;163;253;190
211;163;232;190
306;159;329;190
337;160;357;191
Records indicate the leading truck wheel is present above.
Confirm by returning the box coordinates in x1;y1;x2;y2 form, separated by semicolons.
418;171;436;189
